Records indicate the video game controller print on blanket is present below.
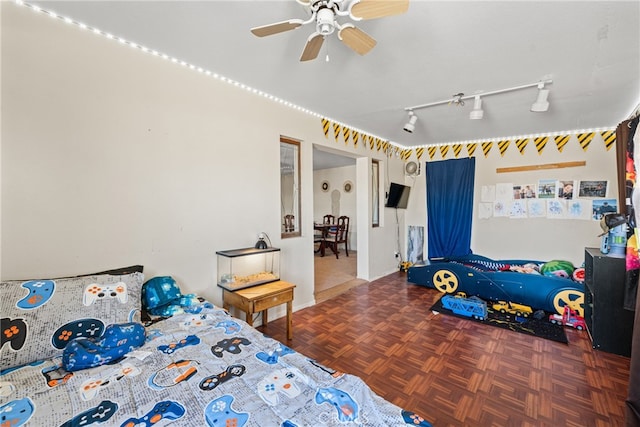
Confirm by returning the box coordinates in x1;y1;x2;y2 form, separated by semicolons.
16;280;55;309
0;271;143;370
0;295;433;426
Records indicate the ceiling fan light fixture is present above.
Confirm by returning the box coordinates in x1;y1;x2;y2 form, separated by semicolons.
531;83;550;112
316;7;336;35
469;95;484;120
251;0;409;62
403;111;417;133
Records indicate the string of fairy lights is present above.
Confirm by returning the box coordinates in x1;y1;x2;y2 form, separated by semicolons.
14;0;627;159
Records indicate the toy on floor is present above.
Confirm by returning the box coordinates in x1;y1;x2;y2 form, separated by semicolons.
549;306;586;330
441;294;487;320
399;261;413;272
492;301;533;317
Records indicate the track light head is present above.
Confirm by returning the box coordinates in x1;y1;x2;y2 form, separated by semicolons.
531;82;550;112
469;96;484;120
403;111;417;133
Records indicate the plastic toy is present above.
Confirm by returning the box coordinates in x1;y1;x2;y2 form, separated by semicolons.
408;254;584;316
492;301;533;317
441;294;487;320
549;306;586;330
399;261;413;272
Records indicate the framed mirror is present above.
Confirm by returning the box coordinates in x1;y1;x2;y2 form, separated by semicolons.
372;159;380;227
280;137;301;237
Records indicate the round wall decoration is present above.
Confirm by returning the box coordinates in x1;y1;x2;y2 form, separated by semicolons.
321;181;330;192
343;181;353;193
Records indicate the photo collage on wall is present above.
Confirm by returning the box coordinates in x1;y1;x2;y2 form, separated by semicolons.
478;179;615;221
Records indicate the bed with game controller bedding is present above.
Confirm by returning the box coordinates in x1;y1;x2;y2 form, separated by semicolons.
1;267;432;426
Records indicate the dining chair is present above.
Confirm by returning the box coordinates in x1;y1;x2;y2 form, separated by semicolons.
313;223;324;252
315;214;335;253
322;214;335;225
337;215;349;255
321;216;348;259
284;214;295;232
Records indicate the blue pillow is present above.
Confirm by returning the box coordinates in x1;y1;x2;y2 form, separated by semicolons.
149;294;201;317
62;322;146;371
142;276;182;311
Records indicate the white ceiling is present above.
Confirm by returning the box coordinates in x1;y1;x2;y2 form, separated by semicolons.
26;0;640;151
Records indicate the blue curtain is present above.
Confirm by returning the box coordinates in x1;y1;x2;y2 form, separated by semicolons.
425;157;475;259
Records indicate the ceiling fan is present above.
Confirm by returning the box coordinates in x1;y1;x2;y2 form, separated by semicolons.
250;0;409;62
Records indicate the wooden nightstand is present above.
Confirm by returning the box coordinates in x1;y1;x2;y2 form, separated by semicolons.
222;280;295;340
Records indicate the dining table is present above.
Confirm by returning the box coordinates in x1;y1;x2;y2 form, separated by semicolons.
313;222;337;256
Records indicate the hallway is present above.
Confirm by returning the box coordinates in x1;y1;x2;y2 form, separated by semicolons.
314;250;367;303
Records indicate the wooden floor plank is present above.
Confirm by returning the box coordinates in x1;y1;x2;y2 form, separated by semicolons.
258;272;632;427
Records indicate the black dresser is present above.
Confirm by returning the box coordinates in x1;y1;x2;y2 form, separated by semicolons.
584;247;634;357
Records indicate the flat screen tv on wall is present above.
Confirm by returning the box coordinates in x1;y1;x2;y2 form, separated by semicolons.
385;182;411;209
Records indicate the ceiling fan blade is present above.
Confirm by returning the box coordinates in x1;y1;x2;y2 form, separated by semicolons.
338;25;377;55
350;0;409;20
251;19;304;37
300;33;324;61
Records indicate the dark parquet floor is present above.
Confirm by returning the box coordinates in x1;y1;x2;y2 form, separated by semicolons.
257;272;632;427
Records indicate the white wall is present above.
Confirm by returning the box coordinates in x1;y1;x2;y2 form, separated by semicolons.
372;158;408;275
471;136;617;266
405;136;619;267
1;3;403;315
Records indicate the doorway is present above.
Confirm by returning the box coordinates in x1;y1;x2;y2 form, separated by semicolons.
312;146;367;302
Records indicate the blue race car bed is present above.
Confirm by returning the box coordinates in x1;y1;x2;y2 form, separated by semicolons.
407;254;585;316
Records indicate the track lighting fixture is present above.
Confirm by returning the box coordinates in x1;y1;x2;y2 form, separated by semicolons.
403;111;417;133
469;96;484;120
402;79;552;131
531;82;550;112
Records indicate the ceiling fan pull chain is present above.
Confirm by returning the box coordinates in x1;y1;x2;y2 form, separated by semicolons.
325;37;330;62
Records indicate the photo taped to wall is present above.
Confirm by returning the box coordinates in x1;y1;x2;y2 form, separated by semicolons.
579;180;608;198
537;179;557;199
